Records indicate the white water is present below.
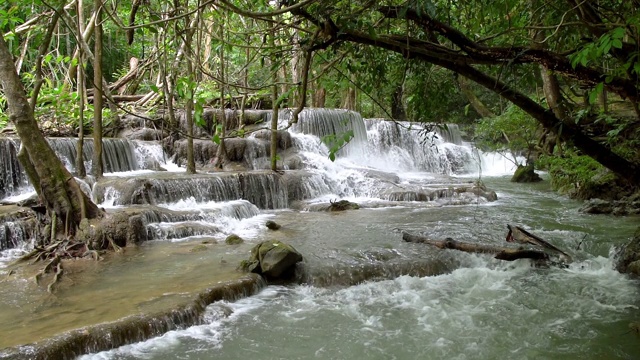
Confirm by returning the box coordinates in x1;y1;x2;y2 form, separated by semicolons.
82;252;639;360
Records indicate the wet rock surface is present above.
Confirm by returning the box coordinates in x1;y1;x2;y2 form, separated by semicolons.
242;240;303;280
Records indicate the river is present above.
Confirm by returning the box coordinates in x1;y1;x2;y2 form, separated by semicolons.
80;177;640;359
1;111;639;359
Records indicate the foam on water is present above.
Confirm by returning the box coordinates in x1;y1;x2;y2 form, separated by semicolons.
146;199;269;241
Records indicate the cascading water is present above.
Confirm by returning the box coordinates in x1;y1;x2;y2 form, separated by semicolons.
0;137;164;199
360;119;474;174
277;108;368;157
0;108;638;359
76;177;640;360
0;138;27;199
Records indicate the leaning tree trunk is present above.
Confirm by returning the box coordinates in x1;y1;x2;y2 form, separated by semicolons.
0;32;103;233
457;74;495;118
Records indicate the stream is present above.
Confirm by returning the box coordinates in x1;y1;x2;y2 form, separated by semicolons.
0;110;639;359
78;177;640;360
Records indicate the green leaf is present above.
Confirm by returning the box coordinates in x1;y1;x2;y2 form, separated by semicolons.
194;102;204;126
212;134;220;144
612;39;623;49
612;27;625;38
589;83;604;104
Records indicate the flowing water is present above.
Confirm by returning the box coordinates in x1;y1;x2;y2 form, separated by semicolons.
76;177;640;360
1;111;639;359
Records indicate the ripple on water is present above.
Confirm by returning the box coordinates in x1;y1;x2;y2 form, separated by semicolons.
80;254;640;360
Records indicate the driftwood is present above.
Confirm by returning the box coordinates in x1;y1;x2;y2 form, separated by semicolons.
506;224;572;262
402;232;550;261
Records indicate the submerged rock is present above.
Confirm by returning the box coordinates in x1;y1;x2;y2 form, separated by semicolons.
241;240;303;279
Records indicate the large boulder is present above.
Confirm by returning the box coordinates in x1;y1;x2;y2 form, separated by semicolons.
616;227;640;275
327;200;360;211
511;164;542;183
242;240;303;279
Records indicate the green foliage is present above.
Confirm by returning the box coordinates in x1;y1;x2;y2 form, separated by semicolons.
0;5;23;38
474;105;540;163
0;96;8;129
537;153;610;195
322;130;354;162
570;27;625;69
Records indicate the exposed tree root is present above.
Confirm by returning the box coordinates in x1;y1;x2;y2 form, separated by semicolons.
24;239;101;293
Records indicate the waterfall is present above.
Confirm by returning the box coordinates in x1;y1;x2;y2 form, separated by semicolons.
0;219;35;251
93;172;288;210
435;123;463;145
0;138;169;200
0;210;37;251
47;138;140;173
358;119;473;174
0;138;28;199
276;108;368;157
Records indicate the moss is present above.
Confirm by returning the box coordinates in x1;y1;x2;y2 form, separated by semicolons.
327;200;360;211
511;164;542;183
537;153;631;199
225;234;244;245
190;244;208;252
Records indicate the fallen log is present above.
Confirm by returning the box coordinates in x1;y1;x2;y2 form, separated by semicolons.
402;232;550;262
506;224;572;262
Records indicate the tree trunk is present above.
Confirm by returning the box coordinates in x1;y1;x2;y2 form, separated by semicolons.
75;0;87;178
0;31;103;233
269;26;280;171
457;74;494;118
390;85;407;120
30;3;62;110
343;86;356;110
92;3;104;178
60;8;120;132
185;18;196;174
313;85;326;107
214;10;228;170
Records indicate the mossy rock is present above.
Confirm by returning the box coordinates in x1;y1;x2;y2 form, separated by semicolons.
190;244;208;252
511;164;542;183
265;220;281;230
327;200;360;211
225;234;244;245
616;227;640;274
241;240;303;279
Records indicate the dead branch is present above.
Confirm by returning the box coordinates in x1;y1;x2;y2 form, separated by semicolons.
506;224;572;261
